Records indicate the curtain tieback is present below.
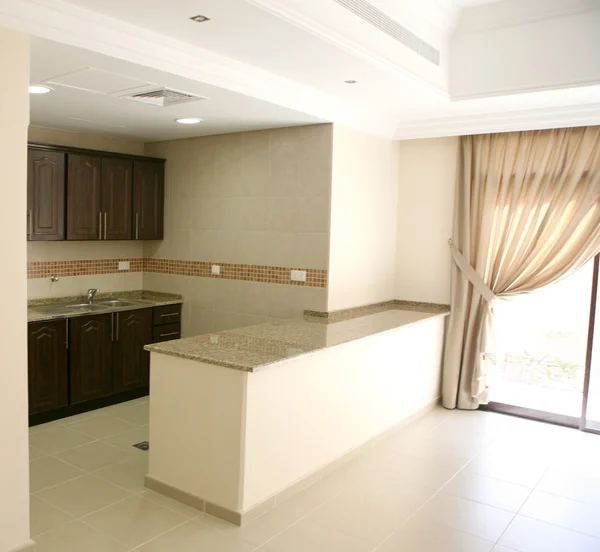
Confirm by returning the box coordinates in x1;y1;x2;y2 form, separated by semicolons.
448;238;497;304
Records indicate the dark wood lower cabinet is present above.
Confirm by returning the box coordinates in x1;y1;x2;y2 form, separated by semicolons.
114;309;152;392
28;320;68;415
69;314;113;404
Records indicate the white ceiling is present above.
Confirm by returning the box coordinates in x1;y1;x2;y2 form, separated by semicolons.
3;0;599;141
29;37;324;142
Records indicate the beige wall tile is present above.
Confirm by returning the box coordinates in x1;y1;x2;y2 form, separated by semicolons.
237;232;270;265
266;233;298;267
296;233;329;269
297;196;330;233
190;199;218;231
214;311;274;332
269;198;299;232
28;241;144;262
270;161;301;197
28;273;142;299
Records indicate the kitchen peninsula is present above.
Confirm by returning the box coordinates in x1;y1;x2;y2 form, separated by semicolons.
145;300;449;525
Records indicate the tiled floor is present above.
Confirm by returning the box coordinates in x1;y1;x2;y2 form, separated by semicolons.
29;401;600;551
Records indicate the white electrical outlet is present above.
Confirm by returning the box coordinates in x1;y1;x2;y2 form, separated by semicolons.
211;265;221;276
118;261;130;271
291;270;307;282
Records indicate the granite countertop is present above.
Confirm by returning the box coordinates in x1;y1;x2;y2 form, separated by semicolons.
145;300;450;373
28;290;183;322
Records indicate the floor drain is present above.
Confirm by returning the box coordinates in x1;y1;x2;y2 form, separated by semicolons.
133;441;149;451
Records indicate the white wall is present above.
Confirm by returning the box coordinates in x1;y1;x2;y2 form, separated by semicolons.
242;315;445;510
395;137;457;305
0;27;34;552
451;8;600;98
328;125;398;311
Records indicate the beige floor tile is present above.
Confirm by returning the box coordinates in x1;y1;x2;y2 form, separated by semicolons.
105;402;149;425
101;425;149;453
536;468;600;507
139;489;203;518
94;455;148;492
382;451;468;489
82;495;188;547
67;413;137;439
54;441;134;472
29;445;47;460
520;490;600;538
29;426;95;454
441;471;531;512
36;474;131;517
30;496;73;537
415;492;514;542
136;518;256;552
499;515;600;552
492;547;518;552
260;517;374;552
466;450;548;488
307;491;406;545
59;410;101;426
33;520;128;552
376;517;495;552
29;420;64;435
30;456;86;493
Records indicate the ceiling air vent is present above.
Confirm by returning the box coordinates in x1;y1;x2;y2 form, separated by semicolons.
332;0;440;65
126;88;206;107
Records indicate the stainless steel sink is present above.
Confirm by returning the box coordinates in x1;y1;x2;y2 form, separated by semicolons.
95;299;136;308
65;304;108;313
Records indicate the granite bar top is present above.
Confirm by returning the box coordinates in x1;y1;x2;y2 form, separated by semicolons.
28;290;183;322
145;300;450;373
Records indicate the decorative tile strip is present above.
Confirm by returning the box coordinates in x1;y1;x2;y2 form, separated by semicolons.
143;259;327;288
27;258;144;279
27;258;327;288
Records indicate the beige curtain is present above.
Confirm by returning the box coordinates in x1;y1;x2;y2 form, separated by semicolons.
443;126;600;410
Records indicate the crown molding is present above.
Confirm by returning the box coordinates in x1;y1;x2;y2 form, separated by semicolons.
0;0;399;137
393;102;600;139
243;0;448;97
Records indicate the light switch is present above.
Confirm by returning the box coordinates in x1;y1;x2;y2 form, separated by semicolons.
211;265;221;276
291;270;307;282
118;261;130;271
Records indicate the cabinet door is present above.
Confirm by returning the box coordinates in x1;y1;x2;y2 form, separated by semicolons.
28;320;68;415
114;309;152;392
133;161;164;240
67;154;102;240
102;158;133;240
69;314;113;404
27;150;65;241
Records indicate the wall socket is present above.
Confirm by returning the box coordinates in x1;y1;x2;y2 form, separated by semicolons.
118;261;130;271
211;265;221;276
291;270;307;282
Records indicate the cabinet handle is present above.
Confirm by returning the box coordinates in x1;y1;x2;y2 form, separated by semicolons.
65;319;69;349
99;212;102;240
160;312;179;318
104;212;107;240
111;313;114;341
159;332;179;338
28;210;33;239
135;213;139;240
116;313;119;341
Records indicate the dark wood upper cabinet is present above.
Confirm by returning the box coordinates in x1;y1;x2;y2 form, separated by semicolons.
28;320;68;415
114;309;153;393
27;150;65;241
69;314;113;404
133;161;164;240
102;158;133;240
67;154;102;240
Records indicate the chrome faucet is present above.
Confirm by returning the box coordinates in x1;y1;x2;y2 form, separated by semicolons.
87;288;99;305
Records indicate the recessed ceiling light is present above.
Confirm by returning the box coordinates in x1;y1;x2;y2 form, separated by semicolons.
29;85;52;94
175;118;203;125
190;14;210;23
344;80;358;84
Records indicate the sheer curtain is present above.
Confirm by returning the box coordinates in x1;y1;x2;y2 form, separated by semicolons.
443;126;600;410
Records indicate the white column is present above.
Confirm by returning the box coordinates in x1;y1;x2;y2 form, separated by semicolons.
0;27;33;552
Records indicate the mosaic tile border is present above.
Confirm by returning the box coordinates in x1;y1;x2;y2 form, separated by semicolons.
27;258;327;288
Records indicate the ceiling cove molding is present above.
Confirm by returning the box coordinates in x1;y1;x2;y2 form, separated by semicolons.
393;102;600;140
0;0;395;137
243;0;448;97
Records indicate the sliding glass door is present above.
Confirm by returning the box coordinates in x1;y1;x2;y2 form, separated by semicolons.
484;258;597;428
582;257;600;433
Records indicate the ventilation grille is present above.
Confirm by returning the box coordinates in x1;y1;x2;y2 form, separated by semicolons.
126;88;206;107
333;0;440;65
